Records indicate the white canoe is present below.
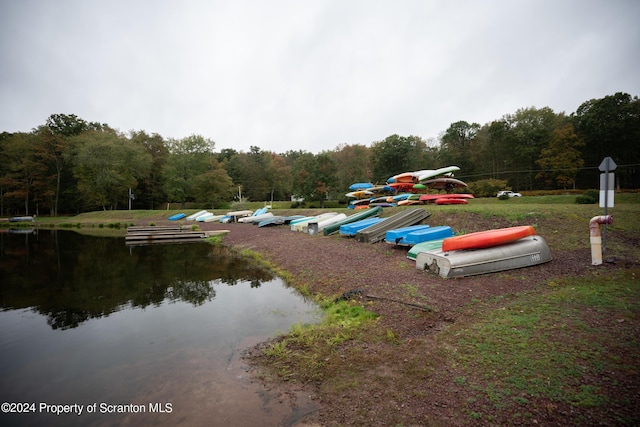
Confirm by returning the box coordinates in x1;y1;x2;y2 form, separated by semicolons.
226;210;254;222
291;213;338;232
203;214;226;223
307;213;347;235
238;212;274;223
196;212;214;222
186;210;209;221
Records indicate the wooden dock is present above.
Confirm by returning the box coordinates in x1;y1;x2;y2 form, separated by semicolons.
125;225;227;245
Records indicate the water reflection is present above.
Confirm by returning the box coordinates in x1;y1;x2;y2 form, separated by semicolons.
0;229;321;426
1;230;275;329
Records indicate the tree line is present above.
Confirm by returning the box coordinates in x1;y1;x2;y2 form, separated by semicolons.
1;92;638;216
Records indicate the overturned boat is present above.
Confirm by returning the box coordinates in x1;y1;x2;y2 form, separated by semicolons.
415;235;552;278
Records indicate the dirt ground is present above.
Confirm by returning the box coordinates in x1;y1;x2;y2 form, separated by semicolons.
193;212;639;426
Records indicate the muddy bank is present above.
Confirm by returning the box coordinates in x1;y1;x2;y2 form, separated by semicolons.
184;215;640;426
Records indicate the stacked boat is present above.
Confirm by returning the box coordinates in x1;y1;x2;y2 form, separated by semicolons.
345;165;474;209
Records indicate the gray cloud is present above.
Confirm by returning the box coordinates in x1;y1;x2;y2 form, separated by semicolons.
1;0;638;153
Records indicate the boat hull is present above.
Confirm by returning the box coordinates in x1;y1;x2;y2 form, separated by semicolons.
9;216;35;222
186;210;209;221
435;198;468;205
385;225;432;245
323;206;382;235
442;226;536;252
339;217;384;236
416;236;552;278
419;194;474;203
403;226;455;246
407;239;445;260
421;177;467;189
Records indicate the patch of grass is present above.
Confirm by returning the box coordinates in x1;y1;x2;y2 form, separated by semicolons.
203;235;224;245
261;300;379;382
440;269;640;419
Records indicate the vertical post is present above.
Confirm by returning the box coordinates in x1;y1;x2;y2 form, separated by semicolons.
598;157;617;253
603;168;608;251
128;188;132;211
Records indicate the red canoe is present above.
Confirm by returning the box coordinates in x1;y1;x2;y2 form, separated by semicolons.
420;194;474;202
436;198;468;205
442;226;537;252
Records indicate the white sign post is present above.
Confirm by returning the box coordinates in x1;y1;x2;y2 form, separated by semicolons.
598;157;617;251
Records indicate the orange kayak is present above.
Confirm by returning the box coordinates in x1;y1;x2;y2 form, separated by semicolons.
442;226;537;252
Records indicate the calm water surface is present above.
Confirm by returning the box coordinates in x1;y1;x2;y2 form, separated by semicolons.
0;229;321;426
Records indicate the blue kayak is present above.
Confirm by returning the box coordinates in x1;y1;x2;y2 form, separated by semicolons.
385;224;432;245
168;213;186;221
403;225;455;246
339;217;384;236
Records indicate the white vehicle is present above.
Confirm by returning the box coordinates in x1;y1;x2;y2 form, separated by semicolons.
497;190;522;198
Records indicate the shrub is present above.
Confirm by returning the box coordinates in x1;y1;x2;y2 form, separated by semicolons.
575;189;598;204
575;195;596;204
467;179;508;198
584;189;599;200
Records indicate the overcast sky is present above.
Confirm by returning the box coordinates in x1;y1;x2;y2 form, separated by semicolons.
1;0;639;154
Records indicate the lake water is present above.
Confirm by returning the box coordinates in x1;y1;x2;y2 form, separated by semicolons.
0;229;321;426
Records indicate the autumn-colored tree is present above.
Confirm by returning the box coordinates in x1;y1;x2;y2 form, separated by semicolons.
536;124;585;189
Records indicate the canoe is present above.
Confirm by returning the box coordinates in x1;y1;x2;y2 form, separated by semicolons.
289;216;316;225
416;235;552;278
186;210;209;221
346;190;373;199
370;196;391;204
387;172;416;184
367;185;394;195
407;239;445;260
323;206;383;235
422;177;468;190
356;209;431;243
238;212;274;223
168;213;186;221
417;166;460;182
308;213;347;235
252;207;268;216
203;214;226;222
340;217;385;236
349;198;371;208
258;216;286;227
436;198;468;205
385;224;432;245
9;216;35;222
397;199;423;206
442;225;537;252
392;193;411;201
291;213;338;232
283;215;307;224
420;194;474;203
349;182;374;191
227;209;253;216
403;225;455;246
387;182;417;193
195;212;214;221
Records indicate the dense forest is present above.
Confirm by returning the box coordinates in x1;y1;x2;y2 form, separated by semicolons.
1;92;638;216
